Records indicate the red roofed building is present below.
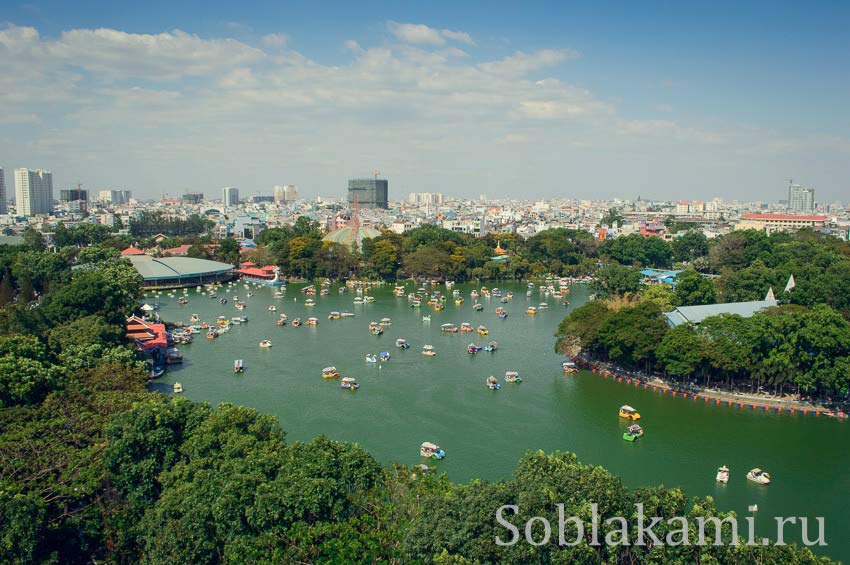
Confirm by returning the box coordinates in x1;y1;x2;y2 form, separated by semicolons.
121;246;146;256
235;265;284;285
737;214;828;234
162;244;192;256
126;315;168;351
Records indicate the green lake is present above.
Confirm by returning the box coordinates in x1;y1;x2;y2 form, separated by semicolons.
152;281;849;559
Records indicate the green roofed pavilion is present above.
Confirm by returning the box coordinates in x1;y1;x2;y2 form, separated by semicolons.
126;255;235;289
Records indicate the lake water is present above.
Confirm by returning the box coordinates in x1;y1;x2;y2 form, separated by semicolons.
151;281;849;559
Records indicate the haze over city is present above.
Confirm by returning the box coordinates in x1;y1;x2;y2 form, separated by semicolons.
1;0;848;201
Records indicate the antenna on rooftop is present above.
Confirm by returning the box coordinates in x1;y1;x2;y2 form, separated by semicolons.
373;169;380;180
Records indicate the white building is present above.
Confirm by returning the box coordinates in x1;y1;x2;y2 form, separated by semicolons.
788;184;815;213
408;192;444;205
0;167;6;214
284;184;297;202
15;168;53;216
222;186;239;206
273;185;285;204
97;189;131;205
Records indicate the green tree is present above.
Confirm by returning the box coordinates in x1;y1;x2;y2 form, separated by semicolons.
672;230;709;263
215;237;242;265
591;263;642;298
657;325;707;378
673;269;716;306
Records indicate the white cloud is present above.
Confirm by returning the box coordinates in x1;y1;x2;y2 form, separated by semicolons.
387;21;445;45
262;33;287;49
441;29;475;45
478;49;573;76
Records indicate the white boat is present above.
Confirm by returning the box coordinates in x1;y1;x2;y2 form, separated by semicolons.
173;382;183;393
268;305;277;311
716;465;730;484
365;354;377;363
747;468;771;484
341;377;360;390
422;344;436;356
259;340;273;348
420;442;445;459
422;315;431;322
379;318;392;326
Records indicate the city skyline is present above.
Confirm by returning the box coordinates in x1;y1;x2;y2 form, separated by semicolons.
1;1;848;202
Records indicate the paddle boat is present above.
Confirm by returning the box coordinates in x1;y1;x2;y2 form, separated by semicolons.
623;424;644;442
369;322;383;335
562;361;578;373
341;377;360;390
422;345;437;356
440;323;458;333
259;340;273;348
504;371;521;383
619;405;641;420
396;338;411;349
486;375;501;390
268;305;276;312
484;341;498;352
322;366;340;379
173;382;183;393
472;303;484;311
538;302;549;310
277;317;286;326
454;297;464;306
496;307;508;318
411;299;422;308
365;354;378;363
420;442;445;459
304;298;316;307
328;311;341;320
460;322;474;332
716;465;730;484
190;313;200;323
340;310;355;317
234;359;244;373
178;297;188;305
353;297;364;305
476;325;488;336
291;318;302;327
467;343;482;354
379;351;391;362
747;468;771;484
364;296;376;303
379;318;392;326
526;306;537;315
422;315;431;322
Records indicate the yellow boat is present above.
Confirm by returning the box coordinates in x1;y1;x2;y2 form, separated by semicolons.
322;366;340;379
618;405;641;421
526;306;537;315
476;325;489;336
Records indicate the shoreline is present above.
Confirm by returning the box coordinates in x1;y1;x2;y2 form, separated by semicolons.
573;357;849;418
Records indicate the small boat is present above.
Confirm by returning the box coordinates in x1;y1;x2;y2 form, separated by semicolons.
369;322;383;335
379;351;391;362
504;371;521;383
716;465;730;484
467;343;482;354
277;318;286;326
454;297;464;305
364;296;376;303
538;302;549;310
470;290;479;298
234;359;244;373
178;297;188;305
486;375;501;390
476;325;488;336
496;307;508;319
411;299;421;308
206;329;218;339
306;317;319;326
622;424;644;442
484;341;498;352
341;377;359;390
190;314;200;323
328;311;341;320
422;315;431;322
304;299;316;307
526;290;533;297
491;288;501;296
322;366;340;379
268;305;277;312
340;310;355;317
747;468;771;485
440;323;458;333
420;442;445;459
563;361;578;373
422;345;437;356
274;291;285;298
365;354;377;363
460;322;474;332
291;318;302;327
219;298;228;304
396;338;411;349
379;318;392;326
259;339;273;348
235;303;245;310
173;382;183;393
619;405;641;421
526;306;537;315
353;297;364;305
472;303;484;311
217;315;228;326
151;365;165;378
500;297;509;303
246;292;253;298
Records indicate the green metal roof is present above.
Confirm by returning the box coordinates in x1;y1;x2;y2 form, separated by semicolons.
664;300;778;327
127;255;234;281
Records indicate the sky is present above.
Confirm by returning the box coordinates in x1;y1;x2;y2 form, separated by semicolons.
1;0;849;202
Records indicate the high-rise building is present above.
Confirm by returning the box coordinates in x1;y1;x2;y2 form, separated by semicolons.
408;192;444;205
788;183;815;213
347;178;388;209
0;167;6;214
222;186;239;206
273;185;285;204
182;192;204;204
284;184;297;202
97;189;131;205
14;168;54;216
60;186;89;213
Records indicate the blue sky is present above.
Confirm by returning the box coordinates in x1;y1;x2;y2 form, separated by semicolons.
2;1;848;201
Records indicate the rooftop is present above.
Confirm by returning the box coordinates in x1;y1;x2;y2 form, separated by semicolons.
740;214;828;221
126;255;234;280
664;299;779;327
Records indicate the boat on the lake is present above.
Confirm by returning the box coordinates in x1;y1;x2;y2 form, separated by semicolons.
422;315;431;322
467;343;482;354
619;405;641;420
747;468;771;484
526;306;537;315
328;311;341;320
420;441;445;459
379;318;392;326
340;310;354;317
173;382;183;393
496;307;507;318
291;318;302;327
623;424;644;442
304;298;316;307
379;351;391;362
440;323;458;333
259;339;272;348
234;359;244;373
322;366;340;379
476;325;488;336
563;360;578;373
460;322;474;332
422;344;436;356
504;371;521;383
365;354;377;363
341;377;359;390
484;341;498;352
538;302;549;310
268;305;276;312
486;375;501;390
472;303;484;311
369;322;383;335
306;317;319;326
716;465;730;484
190;313;200;323
396;338;411;349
